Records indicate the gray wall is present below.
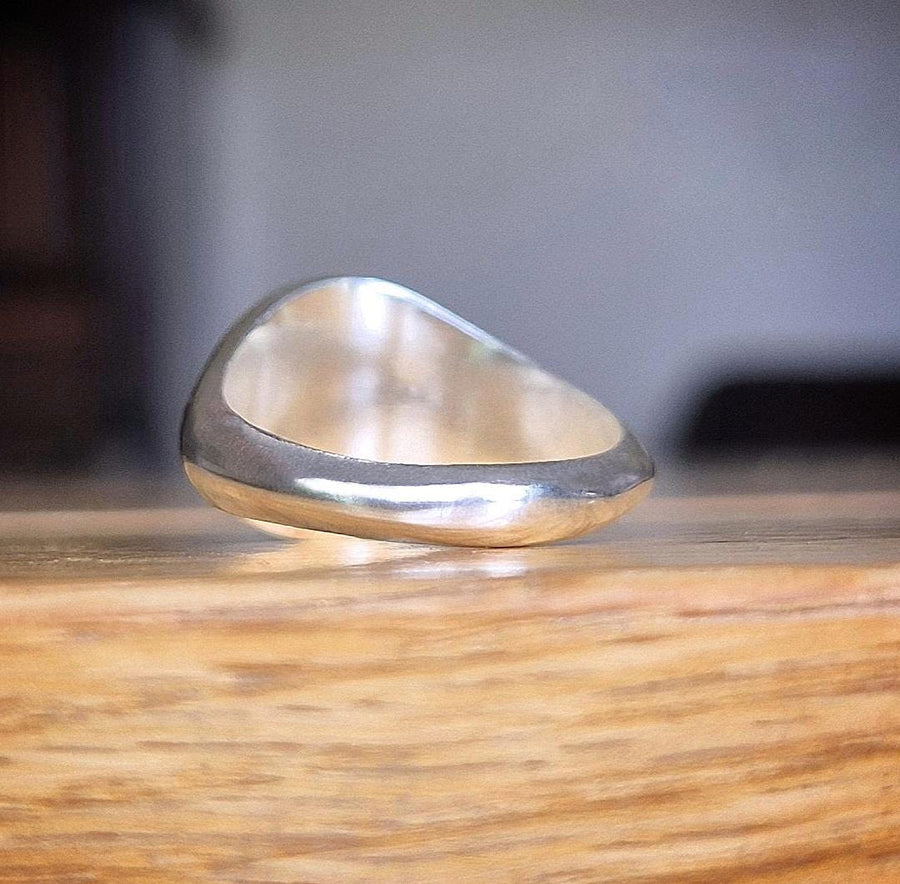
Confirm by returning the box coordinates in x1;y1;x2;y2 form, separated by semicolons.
150;0;900;463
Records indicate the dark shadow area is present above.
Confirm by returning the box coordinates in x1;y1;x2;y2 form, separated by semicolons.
680;370;900;458
0;0;215;473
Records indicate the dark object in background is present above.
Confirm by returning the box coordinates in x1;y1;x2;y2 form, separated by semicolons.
1;6;119;470
0;1;212;472
682;372;900;458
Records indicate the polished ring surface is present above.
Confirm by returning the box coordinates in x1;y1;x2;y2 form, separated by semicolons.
181;277;654;546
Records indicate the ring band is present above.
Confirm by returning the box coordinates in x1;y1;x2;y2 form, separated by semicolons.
181;277;653;546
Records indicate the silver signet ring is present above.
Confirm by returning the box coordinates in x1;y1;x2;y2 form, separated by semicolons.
181;277;654;546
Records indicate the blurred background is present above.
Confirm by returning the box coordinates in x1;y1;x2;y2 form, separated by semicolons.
2;0;898;507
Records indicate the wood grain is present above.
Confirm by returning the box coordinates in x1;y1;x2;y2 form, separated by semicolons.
0;492;898;882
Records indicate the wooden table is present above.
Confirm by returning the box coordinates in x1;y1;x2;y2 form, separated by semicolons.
1;492;898;882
